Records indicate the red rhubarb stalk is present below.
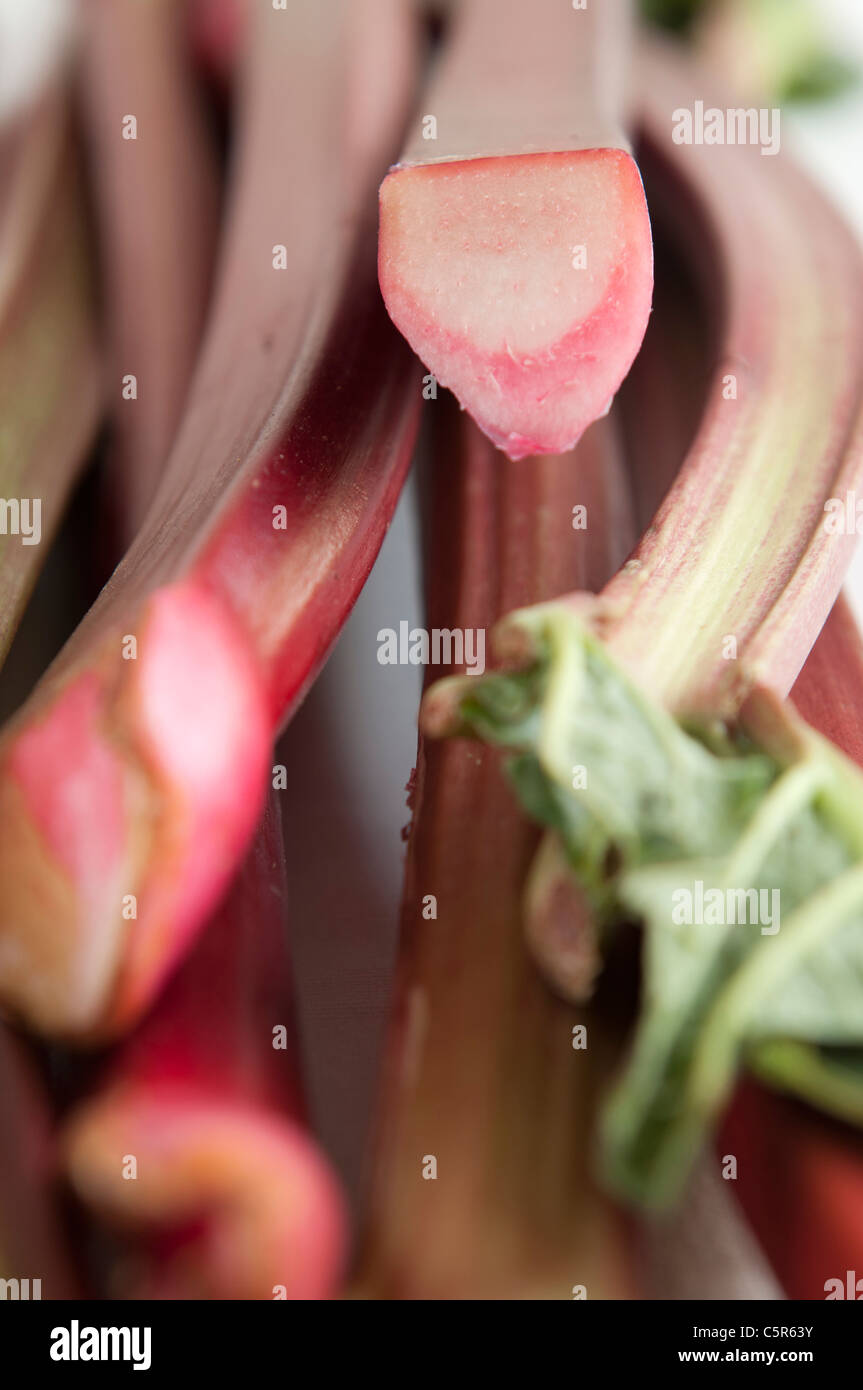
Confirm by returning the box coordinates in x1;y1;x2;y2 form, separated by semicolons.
791;597;863;786
357;399;639;1298
63;790;345;1300
378;0;653;459
721;1076;863;1301
79;0;220;538
0;0;421;1040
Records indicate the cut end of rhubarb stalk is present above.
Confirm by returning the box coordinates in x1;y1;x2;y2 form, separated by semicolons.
0;580;269;1040
379;150;652;459
63;1087;345;1300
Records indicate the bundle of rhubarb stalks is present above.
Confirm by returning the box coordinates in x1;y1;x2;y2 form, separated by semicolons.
1;0;863;1302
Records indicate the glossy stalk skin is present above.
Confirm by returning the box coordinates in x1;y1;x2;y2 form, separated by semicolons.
80;0;220;539
63;791;346;1301
0;0;421;1041
378;0;653;459
356;399;639;1299
717;598;863;1300
0;87;101;665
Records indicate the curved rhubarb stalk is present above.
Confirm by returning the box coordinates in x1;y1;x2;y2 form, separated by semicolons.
79;0;219;538
0;0;421;1040
63;791;345;1300
0;86;101;666
356;398;639;1299
599;49;863;720
378;0;653;459
420;39;863;1208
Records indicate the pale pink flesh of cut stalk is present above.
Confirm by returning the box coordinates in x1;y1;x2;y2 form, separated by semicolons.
378;0;653;459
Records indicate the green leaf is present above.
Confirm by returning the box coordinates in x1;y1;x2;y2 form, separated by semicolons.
430;605;863;1207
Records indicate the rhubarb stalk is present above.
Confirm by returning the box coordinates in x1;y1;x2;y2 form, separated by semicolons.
721;1075;863;1300
357;398;639;1298
420;39;863;1208
378;0;653;458
0;85;101;666
0;0;421;1040
79;0;220;538
63;790;345;1300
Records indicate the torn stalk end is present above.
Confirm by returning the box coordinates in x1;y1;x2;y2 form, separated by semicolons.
0;580;270;1039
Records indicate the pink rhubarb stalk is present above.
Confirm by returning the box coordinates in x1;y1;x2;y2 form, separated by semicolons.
79;0;220;539
378;0;653;459
63;791;345;1300
0;0;421;1040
